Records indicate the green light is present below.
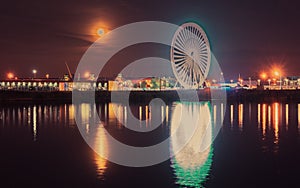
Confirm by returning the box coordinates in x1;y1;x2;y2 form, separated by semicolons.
170;101;214;187
171;146;213;188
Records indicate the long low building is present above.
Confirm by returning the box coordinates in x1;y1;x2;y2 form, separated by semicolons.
0;78;109;91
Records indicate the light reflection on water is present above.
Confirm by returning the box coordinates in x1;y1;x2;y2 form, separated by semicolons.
33;105;37;141
1;101;300;187
238;103;243;130
298;104;300;132
93;123;108;179
285;104;289;129
227;102;300;154
273;103;279;146
74;101;221;187
262;104;267;139
258;104;261;127
230;104;234;128
170;102;213;188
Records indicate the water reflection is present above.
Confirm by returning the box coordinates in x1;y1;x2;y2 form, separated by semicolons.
33;106;37;141
257;104;260;127
213;105;216;124
170;102;213;188
74;102;173;175
230;104;234;128
268;105;271;129
93;123;108;179
227;102;300;154
73;103;108;179
285;104;289;129
238;104;243;130
2;101;300;186
0;104;77;141
273;103;279;145
262;104;267;139
298;104;300;132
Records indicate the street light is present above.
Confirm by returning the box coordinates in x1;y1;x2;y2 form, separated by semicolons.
84;71;90;80
239;79;243;86
32;69;37;79
249;77;251;89
268;79;271;89
284;78;288;86
220;72;224;83
257;79;261;86
274;71;282;90
7;72;14;79
260;72;267;80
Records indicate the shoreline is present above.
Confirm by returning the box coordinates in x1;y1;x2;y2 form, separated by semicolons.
1;89;300;104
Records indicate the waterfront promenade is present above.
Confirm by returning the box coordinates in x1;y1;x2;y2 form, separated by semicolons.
1;89;300;104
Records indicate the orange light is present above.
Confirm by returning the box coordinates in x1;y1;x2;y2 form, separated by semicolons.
260;72;267;79
7;72;14;79
89;21;111;41
97;28;105;37
271;66;283;77
84;71;90;78
274;71;280;76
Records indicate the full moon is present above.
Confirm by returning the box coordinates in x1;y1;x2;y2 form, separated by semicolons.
97;28;105;36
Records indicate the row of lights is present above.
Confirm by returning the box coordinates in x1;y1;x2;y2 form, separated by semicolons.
6;69;50;80
260;70;283;89
1;81;58;87
260;69;282;80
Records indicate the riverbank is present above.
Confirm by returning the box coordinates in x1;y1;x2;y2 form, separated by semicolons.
0;89;300;104
226;89;300;103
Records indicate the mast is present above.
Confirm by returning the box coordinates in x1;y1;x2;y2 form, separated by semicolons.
65;62;73;79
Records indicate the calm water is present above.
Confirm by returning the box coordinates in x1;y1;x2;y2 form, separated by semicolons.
0;101;300;187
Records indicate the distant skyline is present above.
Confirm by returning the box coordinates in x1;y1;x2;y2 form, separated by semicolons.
1;0;300;79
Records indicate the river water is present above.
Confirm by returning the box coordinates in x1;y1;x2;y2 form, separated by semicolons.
0;101;299;187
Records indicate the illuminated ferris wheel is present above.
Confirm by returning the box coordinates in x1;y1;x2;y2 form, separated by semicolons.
170;22;211;89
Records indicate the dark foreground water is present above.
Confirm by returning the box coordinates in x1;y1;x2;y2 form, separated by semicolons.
0;101;300;187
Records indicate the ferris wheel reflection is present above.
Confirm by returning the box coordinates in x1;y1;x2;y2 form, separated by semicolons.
170;101;214;187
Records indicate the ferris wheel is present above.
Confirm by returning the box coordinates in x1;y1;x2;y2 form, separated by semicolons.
170;22;211;89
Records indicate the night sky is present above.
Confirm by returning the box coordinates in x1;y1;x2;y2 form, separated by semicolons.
1;0;300;79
